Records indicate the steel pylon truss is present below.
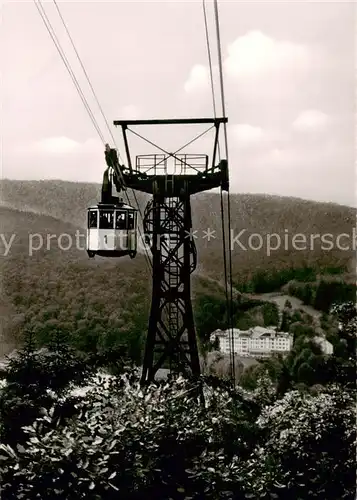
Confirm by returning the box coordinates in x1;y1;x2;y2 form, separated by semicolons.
141;191;199;382
108;118;229;384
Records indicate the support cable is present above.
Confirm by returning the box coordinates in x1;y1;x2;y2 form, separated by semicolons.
202;0;233;381
202;0;221;162
35;0;152;270
34;0;106;145
202;0;217;118
213;0;235;384
52;0;120;160
50;0;151;271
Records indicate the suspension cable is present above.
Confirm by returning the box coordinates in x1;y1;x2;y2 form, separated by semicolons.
202;0;218;118
50;0;151;271
202;0;221;162
202;0;234;378
35;0;152;270
213;0;229;158
213;0;235;384
202;0;233;381
52;0;121;161
34;0;106;145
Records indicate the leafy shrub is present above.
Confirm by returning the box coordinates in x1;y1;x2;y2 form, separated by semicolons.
0;375;261;499
0;371;354;499
244;387;356;499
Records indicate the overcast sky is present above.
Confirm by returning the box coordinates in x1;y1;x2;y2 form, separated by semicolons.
2;0;356;207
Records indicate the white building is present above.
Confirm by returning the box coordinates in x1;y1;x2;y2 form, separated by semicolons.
210;326;293;358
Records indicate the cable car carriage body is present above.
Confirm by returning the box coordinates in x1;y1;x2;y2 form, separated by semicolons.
87;200;137;258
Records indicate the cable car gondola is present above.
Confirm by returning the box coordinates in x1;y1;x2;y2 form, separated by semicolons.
86;200;138;259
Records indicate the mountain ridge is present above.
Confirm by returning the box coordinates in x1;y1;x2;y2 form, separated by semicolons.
1;179;355;279
1;177;355;209
0;179;355;360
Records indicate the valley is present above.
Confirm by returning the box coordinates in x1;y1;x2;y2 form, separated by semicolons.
0;179;355;500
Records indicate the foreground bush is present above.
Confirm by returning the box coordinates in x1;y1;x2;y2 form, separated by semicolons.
0;375;257;498
0;373;355;499
244;386;356;499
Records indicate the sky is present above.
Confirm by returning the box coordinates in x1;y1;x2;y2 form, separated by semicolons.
1;0;356;207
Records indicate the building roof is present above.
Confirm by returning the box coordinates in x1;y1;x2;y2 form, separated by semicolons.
88;203;136;211
210;329;226;338
211;326;292;340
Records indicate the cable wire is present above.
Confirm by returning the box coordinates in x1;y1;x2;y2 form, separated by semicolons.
202;0;217;118
202;0;234;381
213;0;228;156
36;0;152;270
52;0;122;162
213;0;235;383
34;0;106;145
50;0;151;270
202;0;221;162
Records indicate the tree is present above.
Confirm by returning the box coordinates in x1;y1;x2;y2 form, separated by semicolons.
280;309;290;332
262;302;280;326
243;387;356;499
328;301;356;389
297;362;315;385
289;322;315;338
276;362;292;397
331;301;356;353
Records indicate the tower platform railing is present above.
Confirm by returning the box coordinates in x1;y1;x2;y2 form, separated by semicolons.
135;154;209;176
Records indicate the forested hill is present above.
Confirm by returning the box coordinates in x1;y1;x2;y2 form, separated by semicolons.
1;178;355;231
0;204;151;358
0;179;355;361
1;178;355;281
0;187;355;499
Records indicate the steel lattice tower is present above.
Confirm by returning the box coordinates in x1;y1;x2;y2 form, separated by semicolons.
109;118;228;384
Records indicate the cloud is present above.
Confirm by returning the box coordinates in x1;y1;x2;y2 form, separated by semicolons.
229;125;290;153
3;137;104;183
183;31;312;105
229;124;265;147
32;137;80;154
31;137;101;157
292;109;331;132
119;105;141;119
184;64;210;93
228;136;356;207
224;30;309;78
